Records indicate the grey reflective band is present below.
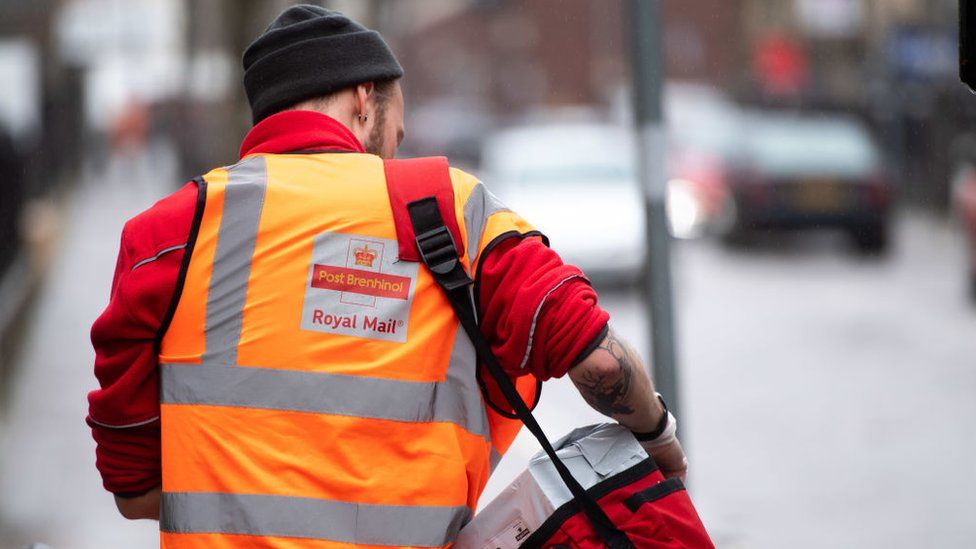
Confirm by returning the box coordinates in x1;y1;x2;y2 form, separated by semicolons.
439;322;490;436
489;447;503;472
462;182;510;267
131;244;186;272
161;491;471;547
201;156;268;367
161;324;489;438
87;415;160;429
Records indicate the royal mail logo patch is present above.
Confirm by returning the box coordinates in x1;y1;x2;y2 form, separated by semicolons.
300;232;417;342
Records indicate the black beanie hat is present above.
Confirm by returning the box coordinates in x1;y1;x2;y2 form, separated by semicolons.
243;5;404;124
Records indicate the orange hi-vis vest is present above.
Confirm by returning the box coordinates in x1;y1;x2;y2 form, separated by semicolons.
157;151;540;548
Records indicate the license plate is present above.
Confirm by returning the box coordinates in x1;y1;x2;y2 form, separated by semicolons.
795;182;846;212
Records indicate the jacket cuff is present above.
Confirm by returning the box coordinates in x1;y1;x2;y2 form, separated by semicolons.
570;322;610;368
89;419;162;495
526;278;611;380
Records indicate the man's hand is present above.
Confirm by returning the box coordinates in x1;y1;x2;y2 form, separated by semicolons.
115;486;161;520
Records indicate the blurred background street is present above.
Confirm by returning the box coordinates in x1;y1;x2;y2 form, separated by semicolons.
1;0;975;548
495;213;976;548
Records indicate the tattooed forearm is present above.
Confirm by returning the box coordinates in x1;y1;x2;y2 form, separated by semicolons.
573;333;638;417
570;328;662;432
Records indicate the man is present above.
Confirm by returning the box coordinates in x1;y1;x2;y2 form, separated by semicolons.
88;5;687;547
0;126;23;273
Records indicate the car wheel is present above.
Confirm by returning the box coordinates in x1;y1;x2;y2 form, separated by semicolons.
851;224;889;255
720;226;752;248
717;195;750;247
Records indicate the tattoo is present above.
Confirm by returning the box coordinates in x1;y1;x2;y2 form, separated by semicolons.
574;332;636;416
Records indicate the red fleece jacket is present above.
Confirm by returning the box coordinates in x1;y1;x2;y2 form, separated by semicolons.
87;111;609;495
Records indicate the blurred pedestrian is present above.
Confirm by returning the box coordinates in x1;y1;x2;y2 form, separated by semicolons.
0;126;24;274
86;5;688;547
109;98;149;155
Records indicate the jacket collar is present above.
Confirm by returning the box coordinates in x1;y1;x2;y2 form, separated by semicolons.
239;110;365;158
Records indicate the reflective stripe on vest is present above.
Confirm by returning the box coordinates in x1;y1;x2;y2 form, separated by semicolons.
462;182;511;267
161;317;487;437
200;156;267;368
161;492;470;547
159;153;538;548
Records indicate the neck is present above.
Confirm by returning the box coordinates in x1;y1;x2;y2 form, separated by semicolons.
238;110;366;158
289;97;367;146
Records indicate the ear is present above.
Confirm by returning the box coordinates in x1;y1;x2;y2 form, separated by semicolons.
355;82;376;117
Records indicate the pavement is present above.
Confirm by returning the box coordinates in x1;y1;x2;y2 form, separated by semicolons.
2;153;975;548
0;150;174;549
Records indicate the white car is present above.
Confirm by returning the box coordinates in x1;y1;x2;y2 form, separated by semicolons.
481;123;645;283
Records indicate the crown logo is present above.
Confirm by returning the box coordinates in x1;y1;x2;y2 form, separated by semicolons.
354;244;378;267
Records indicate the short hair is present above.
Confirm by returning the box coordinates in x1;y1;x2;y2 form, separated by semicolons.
285;78;398;116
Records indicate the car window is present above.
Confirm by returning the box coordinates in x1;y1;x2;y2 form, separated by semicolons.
484;126;636;186
744;117;881;177
665;86;741;158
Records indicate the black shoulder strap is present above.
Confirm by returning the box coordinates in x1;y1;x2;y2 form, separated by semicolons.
406;196;635;549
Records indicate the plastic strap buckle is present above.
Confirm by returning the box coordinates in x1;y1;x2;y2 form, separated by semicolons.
415;225;458;273
415;225;472;291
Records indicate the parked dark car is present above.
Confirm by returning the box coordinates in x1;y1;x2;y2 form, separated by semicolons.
720;113;893;253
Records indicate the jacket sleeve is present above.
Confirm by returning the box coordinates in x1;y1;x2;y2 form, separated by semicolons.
87;182;197;495
445;167;609;382
476;235;609;381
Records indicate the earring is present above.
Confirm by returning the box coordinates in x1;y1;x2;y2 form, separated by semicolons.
359;113;369;123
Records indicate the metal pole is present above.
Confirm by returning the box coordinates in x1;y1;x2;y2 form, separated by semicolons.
629;0;680;420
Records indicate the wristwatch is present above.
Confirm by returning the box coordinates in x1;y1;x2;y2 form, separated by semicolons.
632;392;670;442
